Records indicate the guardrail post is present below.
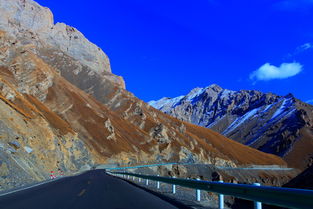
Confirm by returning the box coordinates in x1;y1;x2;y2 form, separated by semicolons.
146;179;149;186
111;171;313;209
253;183;262;209
157;175;160;189
172;176;176;194
132;176;135;181
196;178;201;201
218;180;224;209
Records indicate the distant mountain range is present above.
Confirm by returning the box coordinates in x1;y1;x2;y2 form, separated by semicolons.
149;84;313;170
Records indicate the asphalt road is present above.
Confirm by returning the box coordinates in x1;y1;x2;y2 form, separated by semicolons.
0;169;186;209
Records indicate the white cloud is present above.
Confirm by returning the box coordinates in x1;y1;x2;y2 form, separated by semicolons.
306;99;313;104
295;43;313;54
250;62;303;81
299;43;313;50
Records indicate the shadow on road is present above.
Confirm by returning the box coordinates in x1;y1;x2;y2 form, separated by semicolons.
116;176;214;209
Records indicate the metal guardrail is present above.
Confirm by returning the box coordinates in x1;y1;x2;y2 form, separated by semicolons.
104;162;292;171
111;171;313;209
105;162;178;170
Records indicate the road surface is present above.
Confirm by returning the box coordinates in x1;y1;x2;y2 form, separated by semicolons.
0;169;188;209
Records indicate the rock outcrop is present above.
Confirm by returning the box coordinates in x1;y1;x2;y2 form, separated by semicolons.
149;84;313;170
0;0;125;88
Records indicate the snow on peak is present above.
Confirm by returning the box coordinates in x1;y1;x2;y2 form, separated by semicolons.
148;96;184;109
220;89;236;98
271;97;294;120
208;84;223;90
186;84;224;101
222;107;261;135
150;84;229;108
186;87;206;101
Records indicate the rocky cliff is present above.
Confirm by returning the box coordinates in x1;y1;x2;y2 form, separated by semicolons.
149;84;313;170
0;0;125;88
0;0;286;191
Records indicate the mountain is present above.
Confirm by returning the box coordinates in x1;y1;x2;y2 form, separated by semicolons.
1;0;128;93
0;0;286;191
149;84;313;170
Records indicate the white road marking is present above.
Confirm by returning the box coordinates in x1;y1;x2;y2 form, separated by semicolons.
0;178;63;197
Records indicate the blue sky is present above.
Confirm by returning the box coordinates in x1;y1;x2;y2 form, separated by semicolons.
36;0;313;103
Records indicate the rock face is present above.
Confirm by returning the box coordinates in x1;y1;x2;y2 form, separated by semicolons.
131;164;299;187
149;84;313;170
0;0;125;88
0;0;286;191
0;31;94;190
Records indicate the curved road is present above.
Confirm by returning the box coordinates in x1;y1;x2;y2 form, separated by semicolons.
0;170;187;209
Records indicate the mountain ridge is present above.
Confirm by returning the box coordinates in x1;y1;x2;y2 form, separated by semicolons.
149;84;313;170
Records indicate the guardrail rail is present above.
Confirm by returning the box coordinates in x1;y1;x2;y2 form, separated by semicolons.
110;171;313;209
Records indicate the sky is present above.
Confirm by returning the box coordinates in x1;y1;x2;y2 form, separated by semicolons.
36;0;313;103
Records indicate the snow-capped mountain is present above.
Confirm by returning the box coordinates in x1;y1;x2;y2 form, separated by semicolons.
149;84;313;170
